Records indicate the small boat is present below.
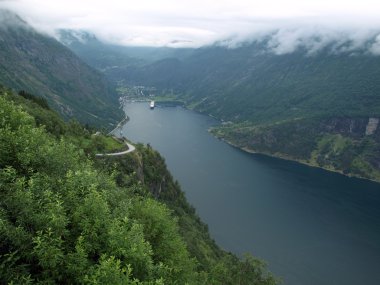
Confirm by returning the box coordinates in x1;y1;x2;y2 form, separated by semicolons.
150;100;155;109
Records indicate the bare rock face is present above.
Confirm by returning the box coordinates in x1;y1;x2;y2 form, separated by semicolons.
320;117;368;138
318;117;380;141
365;118;379;136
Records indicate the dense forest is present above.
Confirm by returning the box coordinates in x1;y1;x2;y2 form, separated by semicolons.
0;85;277;284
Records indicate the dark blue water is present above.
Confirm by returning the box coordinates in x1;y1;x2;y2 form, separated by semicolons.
119;103;380;285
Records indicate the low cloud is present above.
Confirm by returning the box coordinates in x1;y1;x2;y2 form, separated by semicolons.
369;35;380;55
1;0;380;54
259;26;380;55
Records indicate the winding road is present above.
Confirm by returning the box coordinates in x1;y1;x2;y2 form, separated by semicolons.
96;115;136;157
95;141;136;157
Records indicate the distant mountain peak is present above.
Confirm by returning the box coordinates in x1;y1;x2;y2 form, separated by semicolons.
56;29;98;46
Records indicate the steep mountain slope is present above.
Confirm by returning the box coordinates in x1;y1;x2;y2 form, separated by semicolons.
57;30;144;71
0;10;122;127
212;116;380;181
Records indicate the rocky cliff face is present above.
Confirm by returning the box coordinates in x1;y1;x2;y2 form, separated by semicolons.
320;117;380;139
366;118;379;136
320;118;368;137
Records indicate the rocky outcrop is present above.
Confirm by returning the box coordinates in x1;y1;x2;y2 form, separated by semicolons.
319;117;368;138
365;118;379;136
318;117;380;141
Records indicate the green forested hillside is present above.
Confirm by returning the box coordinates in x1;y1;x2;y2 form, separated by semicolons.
0;86;277;284
212;117;380;181
0;10;123;127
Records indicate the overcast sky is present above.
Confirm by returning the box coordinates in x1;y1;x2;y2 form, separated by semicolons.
1;0;380;53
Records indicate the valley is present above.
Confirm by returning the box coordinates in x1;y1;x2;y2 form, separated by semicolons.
1;4;380;285
60;33;380;181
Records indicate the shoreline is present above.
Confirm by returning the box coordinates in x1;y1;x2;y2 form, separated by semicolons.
119;100;380;184
216;135;380;184
108;115;129;135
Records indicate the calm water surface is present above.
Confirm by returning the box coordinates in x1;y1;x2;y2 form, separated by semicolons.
119;103;380;285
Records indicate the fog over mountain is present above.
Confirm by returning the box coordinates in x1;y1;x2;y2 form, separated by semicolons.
247;27;380;55
1;0;380;55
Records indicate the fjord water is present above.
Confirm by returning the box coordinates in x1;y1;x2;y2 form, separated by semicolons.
120;103;380;285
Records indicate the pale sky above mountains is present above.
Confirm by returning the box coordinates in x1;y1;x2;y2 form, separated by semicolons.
1;0;380;53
